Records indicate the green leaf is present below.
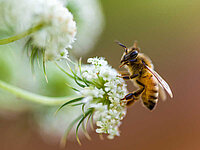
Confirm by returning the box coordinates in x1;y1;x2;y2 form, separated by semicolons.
97;74;105;86
55;62;75;79
82;78;90;86
78;58;91;87
56;60;90;88
89;113;94;131
42;49;48;83
82;104;85;116
75;109;93;145
30;46;37;74
91;80;102;89
66;61;82;81
65;83;80;92
85;111;94;131
78;57;82;74
60;114;83;147
60;108;94;147
36;50;41;68
54;97;83;115
81;119;91;140
71;103;84;106
74;77;86;88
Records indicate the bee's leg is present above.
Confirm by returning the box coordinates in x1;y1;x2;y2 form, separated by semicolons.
118;71;130;76
120;76;131;80
118;74;139;80
126;88;145;106
122;87;144;100
122;87;145;106
119;74;138;80
122;80;145;106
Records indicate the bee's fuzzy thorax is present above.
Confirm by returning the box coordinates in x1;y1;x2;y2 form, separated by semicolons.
137;53;154;69
124;52;153;77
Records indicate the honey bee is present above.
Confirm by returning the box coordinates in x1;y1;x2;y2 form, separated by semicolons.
117;41;173;110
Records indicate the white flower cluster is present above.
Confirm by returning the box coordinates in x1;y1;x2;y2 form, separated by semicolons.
62;0;104;56
80;57;128;139
1;0;76;60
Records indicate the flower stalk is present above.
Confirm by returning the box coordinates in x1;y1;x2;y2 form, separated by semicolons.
0;80;82;106
0;23;44;45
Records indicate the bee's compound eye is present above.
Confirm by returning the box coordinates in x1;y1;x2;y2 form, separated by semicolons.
125;48;128;53
130;51;138;58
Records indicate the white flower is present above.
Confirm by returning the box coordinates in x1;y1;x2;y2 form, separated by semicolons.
1;0;76;60
32;56;128;144
59;0;104;56
81;87;104;99
78;57;128;139
59;49;69;60
87;57;108;66
82;96;93;103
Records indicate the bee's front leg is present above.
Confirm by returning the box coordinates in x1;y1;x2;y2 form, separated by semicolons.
117;71;130;76
118;74;139;80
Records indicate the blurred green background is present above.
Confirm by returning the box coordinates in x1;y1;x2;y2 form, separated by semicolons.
1;0;200;150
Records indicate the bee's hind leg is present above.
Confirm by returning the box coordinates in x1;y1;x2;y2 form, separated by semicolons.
122;87;145;106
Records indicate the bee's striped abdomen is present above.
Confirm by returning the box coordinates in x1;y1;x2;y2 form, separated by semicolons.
140;75;159;110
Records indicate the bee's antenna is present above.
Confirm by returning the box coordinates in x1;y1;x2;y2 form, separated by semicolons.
133;40;138;48
132;40;140;52
115;41;127;48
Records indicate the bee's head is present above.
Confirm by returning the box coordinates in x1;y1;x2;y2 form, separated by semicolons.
116;41;139;68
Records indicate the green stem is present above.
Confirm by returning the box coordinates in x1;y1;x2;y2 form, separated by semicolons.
0;23;44;45
0;80;83;106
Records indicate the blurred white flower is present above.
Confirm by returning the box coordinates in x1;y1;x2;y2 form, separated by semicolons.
60;0;104;56
1;0;76;60
34;106;84;144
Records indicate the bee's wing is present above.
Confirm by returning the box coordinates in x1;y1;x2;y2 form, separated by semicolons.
143;62;173;98
159;84;167;101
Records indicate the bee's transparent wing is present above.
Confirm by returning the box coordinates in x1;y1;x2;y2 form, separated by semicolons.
143;62;173;98
159;84;167;101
